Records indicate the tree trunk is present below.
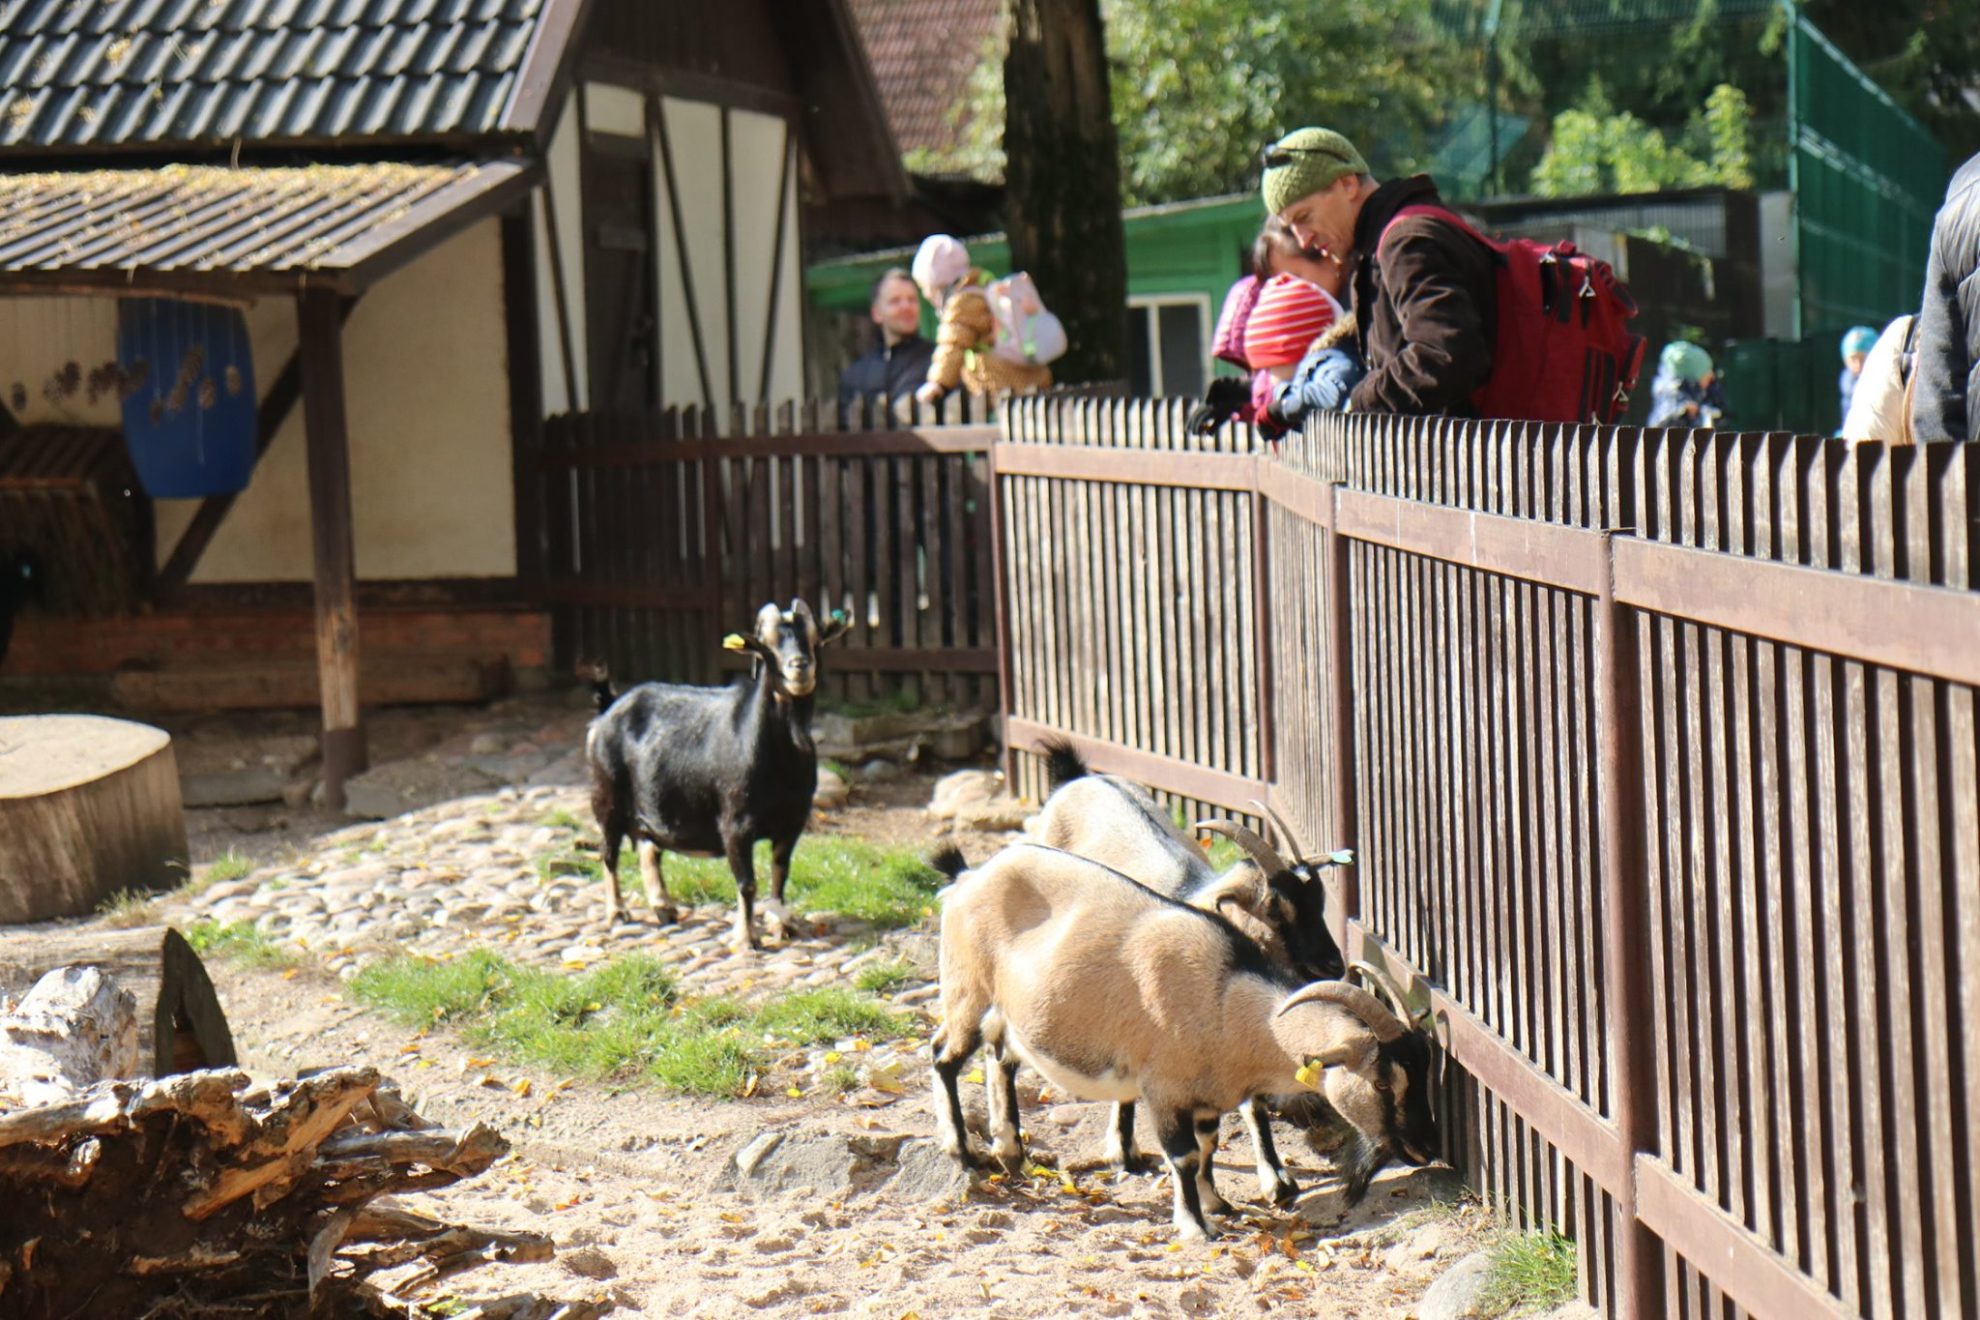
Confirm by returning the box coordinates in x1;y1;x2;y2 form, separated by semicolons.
0;927;235;1079
1002;0;1129;387
0;713;189;924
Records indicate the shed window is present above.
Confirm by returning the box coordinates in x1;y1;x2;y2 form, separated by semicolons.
1127;296;1209;398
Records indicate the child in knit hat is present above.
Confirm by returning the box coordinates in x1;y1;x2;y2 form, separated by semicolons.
911;234;1052;406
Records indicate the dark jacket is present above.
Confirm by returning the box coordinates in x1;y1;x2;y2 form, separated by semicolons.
1346;176;1498;416
1912;152;1980;444
838;334;936;416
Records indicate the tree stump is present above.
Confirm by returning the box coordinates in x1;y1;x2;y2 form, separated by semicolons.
0;927;233;1077
0;713;189;923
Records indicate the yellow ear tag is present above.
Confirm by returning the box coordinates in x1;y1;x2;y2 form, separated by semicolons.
722;634;748;651
1294;1062;1320;1089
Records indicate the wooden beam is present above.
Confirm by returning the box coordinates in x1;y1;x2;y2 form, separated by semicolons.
297;290;366;809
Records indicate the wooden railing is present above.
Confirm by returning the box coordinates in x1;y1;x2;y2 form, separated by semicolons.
995;398;1980;1320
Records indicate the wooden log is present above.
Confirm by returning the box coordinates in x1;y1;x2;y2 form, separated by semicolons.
0;714;189;924
0;926;234;1077
0;966;138;1109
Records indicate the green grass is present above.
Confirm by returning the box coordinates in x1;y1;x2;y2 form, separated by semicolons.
184;919;293;969
854;958;919;995
819;1063;863;1094
1477;1231;1579;1318
540;808;585;831
532;836;942;928
349;952;911;1098
819;758;850;780
97;887;159;927
205;851;253;885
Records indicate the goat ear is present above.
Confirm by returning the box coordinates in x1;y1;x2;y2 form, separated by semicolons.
816;609;852;647
1194;864;1268;917
789;597;817;628
755;602;784;645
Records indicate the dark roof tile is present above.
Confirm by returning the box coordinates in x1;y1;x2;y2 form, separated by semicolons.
0;0;549;152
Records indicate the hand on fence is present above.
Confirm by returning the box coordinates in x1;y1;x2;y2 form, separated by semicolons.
1185;377;1251;436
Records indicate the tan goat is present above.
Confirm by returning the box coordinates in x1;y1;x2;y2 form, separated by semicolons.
931;843;1436;1240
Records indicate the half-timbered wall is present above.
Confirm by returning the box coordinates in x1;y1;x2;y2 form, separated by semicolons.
531;83;804;417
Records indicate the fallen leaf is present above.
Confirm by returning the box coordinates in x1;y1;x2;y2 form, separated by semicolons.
787;1086;804;1098
511;1077;533;1097
965;1069;984;1085
280;967;299;980
823;1051;842;1064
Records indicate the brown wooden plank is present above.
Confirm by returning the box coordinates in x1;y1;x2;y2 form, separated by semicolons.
1945;446;1980;1320
842;452;873;704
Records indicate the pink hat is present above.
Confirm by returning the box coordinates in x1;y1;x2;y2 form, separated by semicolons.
1244;274;1338;368
1211;274;1264;370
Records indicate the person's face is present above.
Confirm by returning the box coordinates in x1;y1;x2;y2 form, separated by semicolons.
1845;352;1867;377
1272;249;1345;297
871;276;922;340
1279;176;1360;265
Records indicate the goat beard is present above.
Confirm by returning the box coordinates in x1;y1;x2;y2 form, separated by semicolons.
1338;1131;1396;1205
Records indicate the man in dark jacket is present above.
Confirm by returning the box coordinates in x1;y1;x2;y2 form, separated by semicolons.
838;268;935;418
1262;128;1497;416
1911;151;1980;444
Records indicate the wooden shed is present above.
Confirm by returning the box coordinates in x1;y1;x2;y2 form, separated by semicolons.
0;0;905;808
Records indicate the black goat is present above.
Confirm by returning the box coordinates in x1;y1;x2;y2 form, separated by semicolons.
585;599;849;952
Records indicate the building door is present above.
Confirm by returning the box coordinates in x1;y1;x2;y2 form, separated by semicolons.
583;140;658;411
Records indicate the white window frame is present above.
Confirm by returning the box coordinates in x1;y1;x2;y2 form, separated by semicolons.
1127;293;1212;398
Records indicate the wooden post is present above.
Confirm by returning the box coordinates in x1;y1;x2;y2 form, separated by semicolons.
1596;528;1665;1320
298;289;366;809
1324;480;1358;946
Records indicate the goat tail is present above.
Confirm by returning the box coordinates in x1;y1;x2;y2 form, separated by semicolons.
1040;736;1088;791
578;659;615;714
926;843;971;880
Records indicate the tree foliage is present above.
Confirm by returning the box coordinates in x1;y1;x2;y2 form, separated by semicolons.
1530;81;1754;197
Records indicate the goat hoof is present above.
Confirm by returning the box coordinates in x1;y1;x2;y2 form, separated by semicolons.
1267;1174;1300;1208
1111;1154;1160;1178
650;904;679;926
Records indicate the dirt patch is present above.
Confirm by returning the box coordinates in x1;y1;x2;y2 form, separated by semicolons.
202;957;1488;1318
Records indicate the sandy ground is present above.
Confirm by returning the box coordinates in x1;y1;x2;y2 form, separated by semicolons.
208;953;1490;1319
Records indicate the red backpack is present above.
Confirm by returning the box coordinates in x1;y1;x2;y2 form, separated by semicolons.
1381;204;1646;425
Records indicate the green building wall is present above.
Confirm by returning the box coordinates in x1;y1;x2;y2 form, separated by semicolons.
806;193;1265;394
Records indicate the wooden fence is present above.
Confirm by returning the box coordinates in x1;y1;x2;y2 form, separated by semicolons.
995;397;1980;1320
527;399;1000;707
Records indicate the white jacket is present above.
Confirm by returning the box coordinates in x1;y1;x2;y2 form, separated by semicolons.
1841;315;1915;444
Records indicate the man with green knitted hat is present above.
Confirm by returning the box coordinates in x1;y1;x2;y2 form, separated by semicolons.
1261;127;1497;417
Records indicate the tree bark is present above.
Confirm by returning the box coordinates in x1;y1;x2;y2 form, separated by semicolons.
1002;0;1129;387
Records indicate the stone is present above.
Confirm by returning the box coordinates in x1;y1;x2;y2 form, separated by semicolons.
813;767;850;809
950;796;1033;832
469;732;507;756
180;766;286;808
341;759;502;820
561;1245;617;1280
924;768;1002;821
1417;1250;1495;1320
854;759;903;783
887;1140;971;1202
722;1130;865;1197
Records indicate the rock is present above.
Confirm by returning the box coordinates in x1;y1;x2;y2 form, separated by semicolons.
341;758;502;820
561;1245;617;1280
281;777;317;808
180;766;286;808
925;768;1002;821
723;1129;867;1198
1408;1222;1449;1260
951;796;1033;832
1417;1250;1495;1320
854;759;903;783
469;732;507;756
885;1139;970;1201
814;767;850;809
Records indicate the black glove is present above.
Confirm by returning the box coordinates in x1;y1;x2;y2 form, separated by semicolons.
1184;376;1251;435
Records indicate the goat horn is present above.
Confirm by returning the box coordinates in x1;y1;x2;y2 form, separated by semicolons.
1349;959;1417;1027
1277;981;1405;1043
1193;818;1291;877
1248;798;1313;863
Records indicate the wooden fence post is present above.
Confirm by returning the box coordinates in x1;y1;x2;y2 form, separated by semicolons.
990;405;1016;786
1325;479;1358;944
1251;459;1276;786
1596;527;1665;1320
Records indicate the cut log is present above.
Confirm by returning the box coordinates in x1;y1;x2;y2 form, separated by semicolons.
0;965;139;1109
0;926;234;1077
0;713;189;923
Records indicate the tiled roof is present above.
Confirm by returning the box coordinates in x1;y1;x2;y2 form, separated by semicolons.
0;158;535;290
846;0;1000;168
0;0;549;153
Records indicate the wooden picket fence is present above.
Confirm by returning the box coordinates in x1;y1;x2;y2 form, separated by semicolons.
526;398;1000;708
995;397;1980;1320
526;391;1979;1318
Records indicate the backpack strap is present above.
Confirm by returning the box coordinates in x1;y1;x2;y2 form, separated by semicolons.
1377;203;1504;260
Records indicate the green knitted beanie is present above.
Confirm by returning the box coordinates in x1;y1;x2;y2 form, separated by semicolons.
1261;128;1371;216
